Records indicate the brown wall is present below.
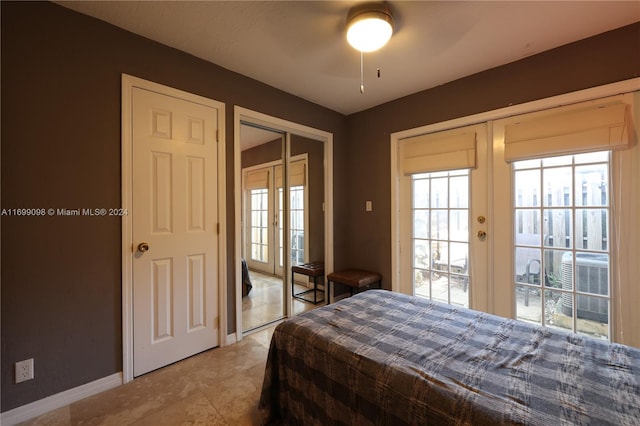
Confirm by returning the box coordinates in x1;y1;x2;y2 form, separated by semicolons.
0;1;347;412
241;139;283;168
1;0;638;414
343;22;640;286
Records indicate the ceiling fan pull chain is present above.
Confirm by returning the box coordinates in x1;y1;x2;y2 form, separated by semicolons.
360;51;365;94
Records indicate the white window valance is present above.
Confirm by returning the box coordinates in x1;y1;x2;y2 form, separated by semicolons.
504;100;631;163
245;169;269;190
275;161;306;188
399;124;481;175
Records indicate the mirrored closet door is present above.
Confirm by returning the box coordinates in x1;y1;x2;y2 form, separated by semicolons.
240;121;327;333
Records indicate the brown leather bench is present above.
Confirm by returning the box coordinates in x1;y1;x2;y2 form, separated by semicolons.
291;261;325;304
327;269;381;302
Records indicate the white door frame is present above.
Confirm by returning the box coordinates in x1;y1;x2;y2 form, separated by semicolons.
234;106;334;341
121;74;227;383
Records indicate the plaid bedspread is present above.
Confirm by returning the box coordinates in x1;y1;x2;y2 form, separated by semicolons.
259;290;640;425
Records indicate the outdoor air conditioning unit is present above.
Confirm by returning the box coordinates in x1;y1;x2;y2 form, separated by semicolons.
560;252;609;323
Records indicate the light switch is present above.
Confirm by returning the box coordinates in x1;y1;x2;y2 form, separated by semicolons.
365;200;373;211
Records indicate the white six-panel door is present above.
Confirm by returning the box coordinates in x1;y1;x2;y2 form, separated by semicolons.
132;87;219;376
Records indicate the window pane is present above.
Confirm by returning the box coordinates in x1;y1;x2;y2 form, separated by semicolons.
450;242;468;266
543;249;568;289
449;176;469;208
431;178;448;208
575;253;609;296
414;240;429;269
543;209;572;248
515;169;540;207
432;241;448;272
515;210;541;240
413;210;429;239
450;210;468;242
414;269;430;298
575;164;608;207
413;179;429;208
575;209;608;251
431;210;448;240
432;275;450;305
543;167;571;207
515;284;541;325
544;289;570;333
515;247;541;284
576;295;609;340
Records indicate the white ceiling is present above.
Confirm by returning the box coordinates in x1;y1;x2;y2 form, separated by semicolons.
56;1;639;116
240;123;283;151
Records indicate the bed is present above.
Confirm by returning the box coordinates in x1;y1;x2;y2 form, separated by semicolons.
259;290;640;425
241;258;252;297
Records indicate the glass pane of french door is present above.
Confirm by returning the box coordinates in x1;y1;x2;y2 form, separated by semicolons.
412;169;470;308
249;188;269;263
290;186;305;265
513;152;611;340
277;185;305;271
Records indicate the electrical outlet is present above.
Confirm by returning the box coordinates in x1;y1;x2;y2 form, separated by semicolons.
15;359;34;383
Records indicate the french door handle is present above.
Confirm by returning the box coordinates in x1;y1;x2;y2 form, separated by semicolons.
477;230;487;241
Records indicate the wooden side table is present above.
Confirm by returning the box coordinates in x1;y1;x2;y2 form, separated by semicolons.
291;261;325;304
327;269;381;302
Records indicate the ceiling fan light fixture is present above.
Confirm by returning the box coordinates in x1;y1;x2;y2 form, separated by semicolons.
346;7;393;52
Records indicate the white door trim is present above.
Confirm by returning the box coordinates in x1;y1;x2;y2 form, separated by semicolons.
234;106;334;340
121;74;226;383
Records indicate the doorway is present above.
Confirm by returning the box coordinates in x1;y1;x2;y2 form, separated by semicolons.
235;107;333;338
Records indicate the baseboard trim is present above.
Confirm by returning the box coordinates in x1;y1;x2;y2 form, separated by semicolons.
1;372;123;426
225;332;237;345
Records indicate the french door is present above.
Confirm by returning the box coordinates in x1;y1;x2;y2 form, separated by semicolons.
244;158;307;276
393;86;639;347
397;123;488;311
245;165;278;274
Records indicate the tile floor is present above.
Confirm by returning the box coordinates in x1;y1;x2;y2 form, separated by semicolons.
20;271;324;426
20;327;276;426
242;271;320;332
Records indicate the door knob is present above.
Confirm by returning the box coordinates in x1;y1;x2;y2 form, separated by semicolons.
138;242;150;252
477;230;487;241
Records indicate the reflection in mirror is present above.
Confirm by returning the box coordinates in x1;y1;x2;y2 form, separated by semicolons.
241;123;285;332
240;124;326;333
290;135;325;305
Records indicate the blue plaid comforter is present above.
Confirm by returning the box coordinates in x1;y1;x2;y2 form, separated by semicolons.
259;290;640;425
